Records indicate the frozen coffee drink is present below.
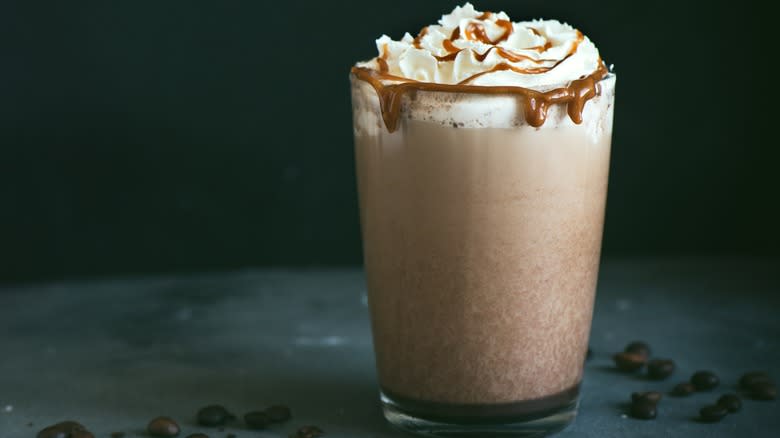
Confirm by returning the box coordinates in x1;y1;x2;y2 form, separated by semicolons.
350;3;615;435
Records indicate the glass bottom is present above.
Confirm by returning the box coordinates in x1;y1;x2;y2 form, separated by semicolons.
380;385;579;437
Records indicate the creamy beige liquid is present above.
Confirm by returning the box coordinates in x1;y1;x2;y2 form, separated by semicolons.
353;79;613;408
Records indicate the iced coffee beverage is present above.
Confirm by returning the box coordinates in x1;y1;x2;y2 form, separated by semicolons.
351;3;614;435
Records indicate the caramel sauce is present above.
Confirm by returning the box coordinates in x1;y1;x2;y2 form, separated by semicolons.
475;46;557;63
352;62;607;132
528;41;553;53
465;21;513;45
493;20;514;43
377;44;389;73
413;27;428;49
354;17;603;133
442;39;460;54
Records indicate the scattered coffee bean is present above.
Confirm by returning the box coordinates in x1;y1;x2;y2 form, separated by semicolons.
631;391;663;404
739;371;774;390
37;426;67;438
647;359;675;380
717;394;742;413
290;426;325;438
747;382;777;401
147;417;180;437
71;431;94;438
691;371;719;391
625;341;651;359
629;400;657;420
197;405;234;427
265;405;292;423
110;433;126;438
671;382;696;397
699;404;728;423
37;421;89;438
244;411;272;429
613;352;646;372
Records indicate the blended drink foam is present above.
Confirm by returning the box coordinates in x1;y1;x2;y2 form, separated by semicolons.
351;2;615;426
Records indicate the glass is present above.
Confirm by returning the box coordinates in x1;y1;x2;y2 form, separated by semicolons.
351;73;615;436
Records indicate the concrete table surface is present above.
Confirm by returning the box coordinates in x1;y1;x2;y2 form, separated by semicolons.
1;258;778;437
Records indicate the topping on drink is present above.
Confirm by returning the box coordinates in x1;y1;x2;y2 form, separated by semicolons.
351;3;612;131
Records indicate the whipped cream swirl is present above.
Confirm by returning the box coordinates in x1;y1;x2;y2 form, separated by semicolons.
356;3;603;89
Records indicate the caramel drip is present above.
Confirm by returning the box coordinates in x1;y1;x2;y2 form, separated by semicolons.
475;46;558;63
454;11;513;44
352;62;607;132
441;39;460;59
434;22;560;63
377;44;389;73
528;41;553;53
454;31;582;79
464;20;513;44
356;20;597;132
494;20;514;43
525;28;553;52
413;27;428;49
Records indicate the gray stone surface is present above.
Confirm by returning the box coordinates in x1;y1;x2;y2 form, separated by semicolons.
0;258;778;437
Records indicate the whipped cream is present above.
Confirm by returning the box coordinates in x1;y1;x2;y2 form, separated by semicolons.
355;3;603;89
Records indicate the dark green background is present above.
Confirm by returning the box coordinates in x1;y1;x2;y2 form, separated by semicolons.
0;1;775;283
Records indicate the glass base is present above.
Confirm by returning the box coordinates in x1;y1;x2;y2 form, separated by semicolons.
380;389;578;437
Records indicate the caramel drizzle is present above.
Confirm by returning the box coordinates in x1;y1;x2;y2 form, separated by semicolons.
413;27;428;49
357;15;602;132
377;44;389;73
410;14;571;66
353;62;607;132
464;20;513;44
459;31;583;82
525;28;554;52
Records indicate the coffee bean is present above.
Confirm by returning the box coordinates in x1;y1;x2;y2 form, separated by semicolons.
244;411;272;429
291;426;325;438
671;382;696;397
625;341;651;359
613;352;646;372
631;391;663;404
185;435;209;438
37;426;68;438
147;417;180;437
717;394;742;412
629;400;657;420
647;359;675;380
71;431;94;438
747;382;777;401
265;405;292;423
37;421;88;438
740;371;774;390
197;405;234;427
691;371;719;391
699;404;728;423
